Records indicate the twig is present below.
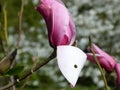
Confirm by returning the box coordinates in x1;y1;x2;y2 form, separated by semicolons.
19;55;39;90
10;0;24;89
3;4;9;46
10;76;16;90
19;75;30;90
9;57;16;90
0;50;56;90
16;0;24;48
89;36;110;90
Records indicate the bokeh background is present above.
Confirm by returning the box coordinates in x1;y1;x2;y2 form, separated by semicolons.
0;0;120;90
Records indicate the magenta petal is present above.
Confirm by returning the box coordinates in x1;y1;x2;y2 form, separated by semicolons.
98;57;115;71
36;3;53;46
86;44;116;72
50;1;70;46
69;14;76;45
92;44;103;54
59;35;69;45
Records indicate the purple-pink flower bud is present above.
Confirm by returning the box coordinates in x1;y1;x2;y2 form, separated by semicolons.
36;0;76;48
115;63;120;89
86;44;116;72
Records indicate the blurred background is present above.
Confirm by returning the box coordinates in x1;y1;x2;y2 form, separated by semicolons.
0;0;120;90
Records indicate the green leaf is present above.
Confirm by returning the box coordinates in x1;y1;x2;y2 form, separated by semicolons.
4;66;24;76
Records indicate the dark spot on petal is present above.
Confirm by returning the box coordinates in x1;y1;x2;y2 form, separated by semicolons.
74;64;78;68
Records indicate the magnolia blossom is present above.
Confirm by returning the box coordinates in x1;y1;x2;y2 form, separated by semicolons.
36;0;76;48
86;44;116;72
36;0;86;87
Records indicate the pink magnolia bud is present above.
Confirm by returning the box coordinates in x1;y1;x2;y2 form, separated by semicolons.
86;44;116;72
115;63;120;89
36;0;76;48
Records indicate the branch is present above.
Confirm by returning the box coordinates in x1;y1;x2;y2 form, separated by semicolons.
9;0;24;89
89;36;110;90
3;4;9;46
16;0;24;48
19;55;39;90
0;50;56;90
19;75;30;90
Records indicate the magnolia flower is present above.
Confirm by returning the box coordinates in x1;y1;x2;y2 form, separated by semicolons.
36;0;76;48
115;63;120;89
86;44;116;72
36;0;86;87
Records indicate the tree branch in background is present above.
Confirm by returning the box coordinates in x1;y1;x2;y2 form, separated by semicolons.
3;4;9;47
10;0;24;89
16;0;24;48
0;50;56;90
19;55;39;90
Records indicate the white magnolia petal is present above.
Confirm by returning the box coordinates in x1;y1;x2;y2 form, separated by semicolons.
57;46;87;87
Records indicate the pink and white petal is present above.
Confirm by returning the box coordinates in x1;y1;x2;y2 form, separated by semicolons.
51;1;69;45
57;46;87;87
69;14;76;45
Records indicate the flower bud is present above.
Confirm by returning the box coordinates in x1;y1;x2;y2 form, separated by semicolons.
86;44;116;72
36;0;76;48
